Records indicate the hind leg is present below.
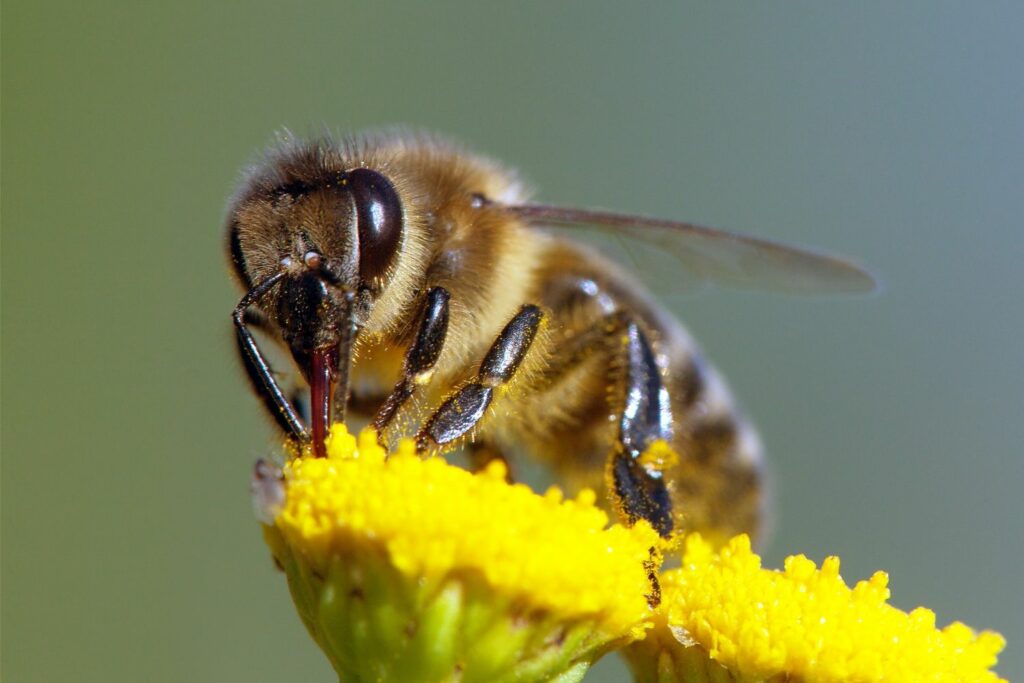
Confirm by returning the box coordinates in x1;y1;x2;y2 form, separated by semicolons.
526;309;676;538
607;322;675;538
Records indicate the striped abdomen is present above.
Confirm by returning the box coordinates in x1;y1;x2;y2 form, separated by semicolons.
503;237;765;543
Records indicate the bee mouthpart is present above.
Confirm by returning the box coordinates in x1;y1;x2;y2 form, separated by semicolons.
309;346;338;459
308;290;356;459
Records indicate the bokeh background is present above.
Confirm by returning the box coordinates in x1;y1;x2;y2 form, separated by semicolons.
4;2;1022;681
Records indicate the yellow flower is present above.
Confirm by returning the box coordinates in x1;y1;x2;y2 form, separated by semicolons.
253;424;1007;682
625;533;1007;683
257;423;662;682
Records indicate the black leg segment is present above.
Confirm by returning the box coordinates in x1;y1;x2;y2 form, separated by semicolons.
417;304;544;451
373;287;451;433
610;323;675;538
232;273;309;442
406;288;452;376
418;383;493;448
478;305;544;386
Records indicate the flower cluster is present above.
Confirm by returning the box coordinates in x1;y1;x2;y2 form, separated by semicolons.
256;424;1007;682
625;534;1006;683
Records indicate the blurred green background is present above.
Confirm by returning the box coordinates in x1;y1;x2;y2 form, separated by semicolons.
3;2;1022;681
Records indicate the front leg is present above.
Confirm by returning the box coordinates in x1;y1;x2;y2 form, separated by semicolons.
416;304;545;452
243;307;312;426
233;273;309;443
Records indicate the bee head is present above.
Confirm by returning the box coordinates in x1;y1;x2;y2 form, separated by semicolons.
228;156;405;360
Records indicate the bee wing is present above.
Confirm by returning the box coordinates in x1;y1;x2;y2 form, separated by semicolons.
506;204;876;295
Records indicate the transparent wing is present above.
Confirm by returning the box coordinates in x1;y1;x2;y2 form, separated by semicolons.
506;204;876;295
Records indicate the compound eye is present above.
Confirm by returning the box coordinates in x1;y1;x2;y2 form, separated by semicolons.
348;168;402;288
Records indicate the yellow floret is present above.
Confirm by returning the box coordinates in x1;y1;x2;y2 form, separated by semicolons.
661;533;1007;683
274;423;662;640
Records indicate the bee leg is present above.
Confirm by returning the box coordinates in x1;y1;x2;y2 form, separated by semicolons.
233;273;309;442
416;304;544;452
372;287;451;439
518;303;674;536
239;308;311;425
609;323;675;538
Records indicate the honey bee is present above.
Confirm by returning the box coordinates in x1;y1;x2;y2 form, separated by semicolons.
227;131;873;542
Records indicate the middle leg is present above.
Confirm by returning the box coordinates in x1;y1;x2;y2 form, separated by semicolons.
415;304;545;452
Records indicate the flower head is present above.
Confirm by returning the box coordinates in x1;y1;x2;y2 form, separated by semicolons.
625;533;1007;683
253;423;1007;682
258;424;662;682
